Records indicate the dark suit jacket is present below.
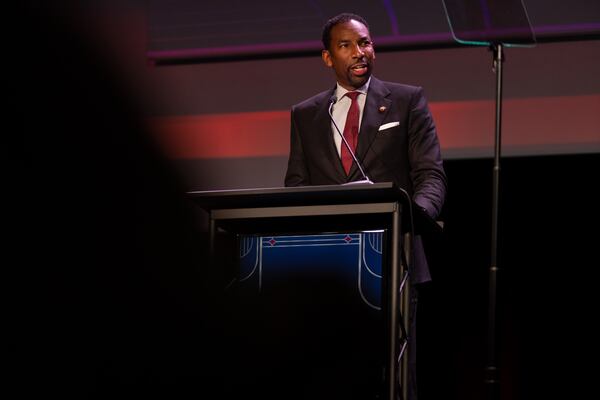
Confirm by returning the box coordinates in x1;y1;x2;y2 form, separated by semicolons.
285;77;447;283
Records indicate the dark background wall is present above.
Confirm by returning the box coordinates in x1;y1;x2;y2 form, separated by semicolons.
418;153;598;400
144;0;600;62
11;1;598;399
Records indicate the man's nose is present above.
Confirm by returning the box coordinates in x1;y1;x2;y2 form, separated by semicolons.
351;43;364;58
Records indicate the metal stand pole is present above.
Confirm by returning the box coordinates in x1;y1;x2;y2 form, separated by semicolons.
389;206;401;400
485;42;503;400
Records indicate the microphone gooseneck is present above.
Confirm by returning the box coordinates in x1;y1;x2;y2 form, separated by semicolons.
328;95;373;185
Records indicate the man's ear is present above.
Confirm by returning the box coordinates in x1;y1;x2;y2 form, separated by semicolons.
322;49;333;68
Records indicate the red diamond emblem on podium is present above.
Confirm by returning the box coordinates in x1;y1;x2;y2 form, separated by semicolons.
344;235;353;243
268;238;277;246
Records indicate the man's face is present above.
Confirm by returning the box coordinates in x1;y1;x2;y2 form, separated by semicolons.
322;19;375;90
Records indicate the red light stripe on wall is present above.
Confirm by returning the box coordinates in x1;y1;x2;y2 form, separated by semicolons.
150;95;600;159
150;111;289;159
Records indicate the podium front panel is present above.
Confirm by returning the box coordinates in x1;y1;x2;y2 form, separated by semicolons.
189;183;417;400
227;231;386;398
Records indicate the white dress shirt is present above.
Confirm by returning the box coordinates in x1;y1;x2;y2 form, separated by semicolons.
330;77;371;157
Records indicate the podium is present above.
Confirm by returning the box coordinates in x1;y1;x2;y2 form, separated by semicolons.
188;182;438;400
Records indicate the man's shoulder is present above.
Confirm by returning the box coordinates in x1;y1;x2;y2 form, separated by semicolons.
373;78;422;96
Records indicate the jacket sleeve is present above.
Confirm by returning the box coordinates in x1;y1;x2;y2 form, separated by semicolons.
284;106;310;186
407;87;447;219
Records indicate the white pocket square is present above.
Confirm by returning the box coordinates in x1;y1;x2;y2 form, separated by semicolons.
378;121;400;131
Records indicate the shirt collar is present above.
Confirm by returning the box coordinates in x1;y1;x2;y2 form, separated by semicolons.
335;76;371;100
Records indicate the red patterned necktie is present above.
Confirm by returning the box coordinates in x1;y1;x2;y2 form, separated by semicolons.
341;91;360;175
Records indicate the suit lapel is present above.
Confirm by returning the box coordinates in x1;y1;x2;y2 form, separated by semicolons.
350;77;391;179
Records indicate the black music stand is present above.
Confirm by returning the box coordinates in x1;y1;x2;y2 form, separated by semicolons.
441;1;536;398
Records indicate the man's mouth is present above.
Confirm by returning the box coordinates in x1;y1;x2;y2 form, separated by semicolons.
350;63;368;76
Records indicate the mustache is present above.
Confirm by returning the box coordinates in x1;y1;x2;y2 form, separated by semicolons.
350;61;369;68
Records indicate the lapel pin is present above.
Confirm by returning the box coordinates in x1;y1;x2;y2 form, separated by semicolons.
379;106;386;113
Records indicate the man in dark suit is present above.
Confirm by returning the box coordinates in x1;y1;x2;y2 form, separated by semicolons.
284;12;447;400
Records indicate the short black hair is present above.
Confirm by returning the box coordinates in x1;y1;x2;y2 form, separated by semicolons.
321;13;370;51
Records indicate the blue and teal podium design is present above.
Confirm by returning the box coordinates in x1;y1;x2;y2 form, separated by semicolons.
189;183;435;400
238;232;383;310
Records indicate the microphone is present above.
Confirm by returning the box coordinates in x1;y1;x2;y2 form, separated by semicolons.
328;95;373;185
